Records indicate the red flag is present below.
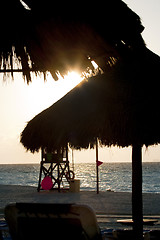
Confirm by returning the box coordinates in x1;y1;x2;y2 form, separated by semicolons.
97;160;103;167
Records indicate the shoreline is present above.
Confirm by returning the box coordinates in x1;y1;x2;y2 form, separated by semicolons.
0;162;160;193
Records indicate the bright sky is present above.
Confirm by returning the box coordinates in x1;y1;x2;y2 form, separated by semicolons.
0;0;160;164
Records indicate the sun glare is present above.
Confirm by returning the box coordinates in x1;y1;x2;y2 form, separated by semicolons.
57;71;84;88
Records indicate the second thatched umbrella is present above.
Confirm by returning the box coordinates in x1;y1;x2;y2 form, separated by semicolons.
21;47;160;150
21;47;160;239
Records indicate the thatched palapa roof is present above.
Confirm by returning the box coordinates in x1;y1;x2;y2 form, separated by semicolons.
1;0;145;82
20;48;160;152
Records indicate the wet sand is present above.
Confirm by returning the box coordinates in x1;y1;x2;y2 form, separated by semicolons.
1;185;160;229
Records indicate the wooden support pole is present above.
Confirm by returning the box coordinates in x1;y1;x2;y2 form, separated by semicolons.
132;144;143;240
0;67;46;73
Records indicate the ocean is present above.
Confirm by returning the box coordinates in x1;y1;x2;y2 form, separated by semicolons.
0;162;160;193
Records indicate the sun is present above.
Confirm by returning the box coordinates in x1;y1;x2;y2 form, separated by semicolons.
57;71;84;88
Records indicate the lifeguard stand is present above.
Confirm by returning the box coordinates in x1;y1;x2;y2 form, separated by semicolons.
37;146;74;192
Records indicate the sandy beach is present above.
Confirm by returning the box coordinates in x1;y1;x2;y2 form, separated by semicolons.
1;185;160;230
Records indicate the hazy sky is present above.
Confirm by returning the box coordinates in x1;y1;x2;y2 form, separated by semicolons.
0;0;160;164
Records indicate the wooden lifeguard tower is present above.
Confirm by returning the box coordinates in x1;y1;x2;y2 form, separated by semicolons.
37;146;74;192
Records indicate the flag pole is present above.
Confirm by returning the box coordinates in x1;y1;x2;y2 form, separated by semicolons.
96;138;99;194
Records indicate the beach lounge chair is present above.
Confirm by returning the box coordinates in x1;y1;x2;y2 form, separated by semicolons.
5;203;102;240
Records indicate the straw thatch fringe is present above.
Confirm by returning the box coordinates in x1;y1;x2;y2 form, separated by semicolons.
1;0;145;82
